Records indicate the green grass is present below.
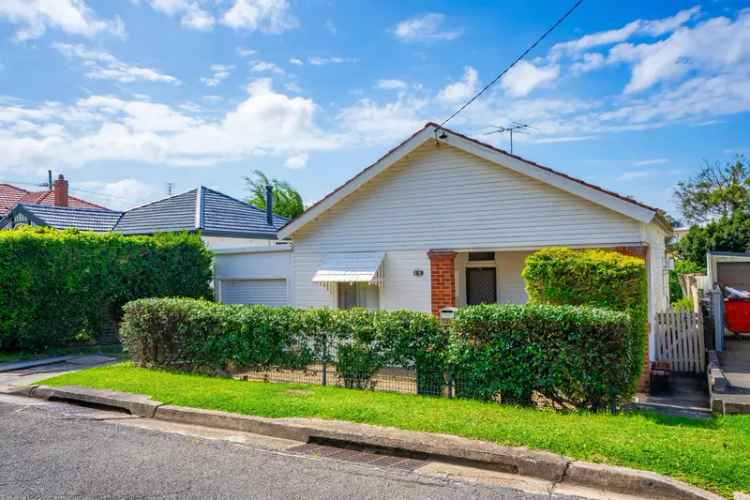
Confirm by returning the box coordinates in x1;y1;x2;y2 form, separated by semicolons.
42;363;749;498
0;345;124;365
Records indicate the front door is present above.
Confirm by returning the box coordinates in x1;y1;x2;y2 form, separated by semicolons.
466;268;497;305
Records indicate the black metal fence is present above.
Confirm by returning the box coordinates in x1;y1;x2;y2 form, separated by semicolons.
234;336;454;397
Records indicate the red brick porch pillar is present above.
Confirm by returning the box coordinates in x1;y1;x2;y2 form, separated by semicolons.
428;250;457;317
614;245;652;393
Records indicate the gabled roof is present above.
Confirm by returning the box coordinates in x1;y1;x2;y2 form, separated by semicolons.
279;123;669;239
7;204;123;232
113;186;287;239
0;183;106;216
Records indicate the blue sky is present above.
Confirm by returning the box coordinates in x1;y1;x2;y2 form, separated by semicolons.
1;1;749;219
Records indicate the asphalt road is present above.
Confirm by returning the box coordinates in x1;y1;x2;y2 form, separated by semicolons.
0;394;576;500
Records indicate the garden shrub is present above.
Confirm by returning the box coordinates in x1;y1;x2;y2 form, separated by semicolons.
0;227;212;352
120;298;446;385
522;247;647;392
449;304;632;409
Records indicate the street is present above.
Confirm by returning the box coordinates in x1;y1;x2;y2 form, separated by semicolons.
0;394;578;500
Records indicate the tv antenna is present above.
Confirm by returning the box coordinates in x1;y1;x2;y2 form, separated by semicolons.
166;182;175;196
484;122;531;154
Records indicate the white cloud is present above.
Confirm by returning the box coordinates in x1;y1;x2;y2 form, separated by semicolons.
237;47;257;57
285;81;302;93
324;19;336;35
500;61;559;97
75;178;158;210
617;170;651;181
284;152;308;169
0;0;125;41
307;56;354;66
201;64;234;87
551;6;701;54
617;10;750;93
0;79;339;174
144;0;215;30
391;13;461;42
337;94;428;145
376;79;407;90
634;158;669;166
53;43;180;85
289;57;303;66
437;66;478;104
251;61;285;75
222;0;298;34
570;52;605;74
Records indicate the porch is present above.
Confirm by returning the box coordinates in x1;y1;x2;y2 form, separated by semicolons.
427;246;650;316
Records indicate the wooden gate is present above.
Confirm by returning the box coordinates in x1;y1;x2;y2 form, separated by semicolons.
654;310;705;373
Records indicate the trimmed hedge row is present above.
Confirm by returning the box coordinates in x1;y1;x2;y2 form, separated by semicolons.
0;227;212;351
450;304;632;409
522;247;648;392
121;298;634;408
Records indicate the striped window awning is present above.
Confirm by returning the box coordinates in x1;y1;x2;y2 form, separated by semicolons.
312;252;385;286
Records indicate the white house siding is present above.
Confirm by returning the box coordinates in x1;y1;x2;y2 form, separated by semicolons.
496;252;531;304
643;222;670;360
291;141;644;309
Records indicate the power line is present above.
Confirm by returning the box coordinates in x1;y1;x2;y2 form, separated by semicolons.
437;0;583;130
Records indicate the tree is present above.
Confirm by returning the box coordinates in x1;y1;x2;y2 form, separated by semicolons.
674;156;750;224
244;170;304;220
674;210;750;267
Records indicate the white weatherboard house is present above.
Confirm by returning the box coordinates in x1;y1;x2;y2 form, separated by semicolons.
276;123;673;362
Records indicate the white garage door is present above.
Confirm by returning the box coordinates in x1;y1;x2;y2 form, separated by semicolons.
220;279;287;306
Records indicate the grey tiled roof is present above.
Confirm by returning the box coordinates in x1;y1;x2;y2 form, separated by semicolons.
2;187;285;239
114;189;197;235
16;204;123;232
113;187;286;239
201;188;287;237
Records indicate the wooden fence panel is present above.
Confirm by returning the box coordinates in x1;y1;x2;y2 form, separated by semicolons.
654;310;705;373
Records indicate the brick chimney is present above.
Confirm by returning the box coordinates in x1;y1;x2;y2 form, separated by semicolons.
53;174;69;207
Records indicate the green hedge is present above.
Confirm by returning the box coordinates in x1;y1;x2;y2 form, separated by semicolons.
522;247;648;392
449;303;632;409
121;298;635;407
120;298;447;381
0;227;212;352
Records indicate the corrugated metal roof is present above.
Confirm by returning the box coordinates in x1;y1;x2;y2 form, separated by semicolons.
17;204;123;232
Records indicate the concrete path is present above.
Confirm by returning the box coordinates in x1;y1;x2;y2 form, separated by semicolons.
0;393;587;500
720;338;750;392
0;355;115;393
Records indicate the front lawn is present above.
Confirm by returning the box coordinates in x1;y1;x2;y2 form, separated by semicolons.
42;363;749;498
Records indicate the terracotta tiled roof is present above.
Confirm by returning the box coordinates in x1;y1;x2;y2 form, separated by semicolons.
0;184;106;216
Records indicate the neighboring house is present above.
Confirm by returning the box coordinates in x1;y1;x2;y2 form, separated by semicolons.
276;122;672;363
1;186;287;250
0;175;106;216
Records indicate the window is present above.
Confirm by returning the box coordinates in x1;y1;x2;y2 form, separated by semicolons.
468;251;495;261
338;283;379;310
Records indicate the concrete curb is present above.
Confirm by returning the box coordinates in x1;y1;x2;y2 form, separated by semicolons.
0;356;71;373
25;385;723;500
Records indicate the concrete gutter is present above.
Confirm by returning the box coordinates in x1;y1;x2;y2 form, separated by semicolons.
0;356;71;373
18;385;725;500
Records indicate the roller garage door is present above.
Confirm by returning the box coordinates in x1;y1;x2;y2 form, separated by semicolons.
220;279;287;306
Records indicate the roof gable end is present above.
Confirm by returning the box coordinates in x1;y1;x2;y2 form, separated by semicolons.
278;123;660;239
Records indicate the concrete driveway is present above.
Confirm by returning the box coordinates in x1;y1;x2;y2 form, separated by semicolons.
0;355;115;393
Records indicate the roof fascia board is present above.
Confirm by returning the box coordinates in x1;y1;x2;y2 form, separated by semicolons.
439;132;656;224
278;126;435;238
